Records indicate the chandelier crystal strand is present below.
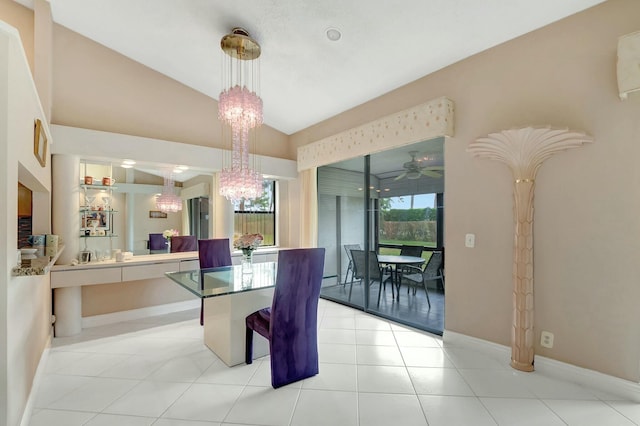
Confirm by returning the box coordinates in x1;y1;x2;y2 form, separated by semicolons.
218;28;263;202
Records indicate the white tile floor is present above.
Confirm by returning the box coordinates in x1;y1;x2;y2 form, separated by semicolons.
30;300;640;426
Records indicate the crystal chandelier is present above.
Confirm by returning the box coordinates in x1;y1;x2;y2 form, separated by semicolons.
156;172;182;213
218;27;263;202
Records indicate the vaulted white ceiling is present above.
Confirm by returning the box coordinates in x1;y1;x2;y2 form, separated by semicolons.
14;0;605;135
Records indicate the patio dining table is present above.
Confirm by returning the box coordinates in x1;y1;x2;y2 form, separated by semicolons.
377;254;425;300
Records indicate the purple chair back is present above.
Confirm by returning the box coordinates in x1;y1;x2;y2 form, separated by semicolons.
198;238;232;269
197;238;232;326
269;248;325;388
170;235;198;252
149;233;166;251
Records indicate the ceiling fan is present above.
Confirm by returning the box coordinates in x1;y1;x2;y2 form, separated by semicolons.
394;151;443;180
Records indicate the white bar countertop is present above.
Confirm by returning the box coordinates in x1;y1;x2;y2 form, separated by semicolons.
13;245;66;276
50;247;282;272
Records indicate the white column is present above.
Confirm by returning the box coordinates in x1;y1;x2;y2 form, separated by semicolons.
212;173;234;239
53;287;82;336
125;167;135;251
52;154;83;336
125;193;135;251
51;154;79;264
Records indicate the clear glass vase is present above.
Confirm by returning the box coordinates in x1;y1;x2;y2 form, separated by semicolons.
241;249;253;275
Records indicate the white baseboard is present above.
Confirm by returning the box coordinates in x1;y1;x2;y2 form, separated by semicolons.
20;335;52;426
82;299;200;328
443;329;640;402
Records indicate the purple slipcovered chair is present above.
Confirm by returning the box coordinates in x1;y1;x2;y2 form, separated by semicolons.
197;238;232;325
245;247;325;388
170;235;198;252
149;233;166;251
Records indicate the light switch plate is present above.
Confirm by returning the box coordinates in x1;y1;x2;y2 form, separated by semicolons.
465;233;475;248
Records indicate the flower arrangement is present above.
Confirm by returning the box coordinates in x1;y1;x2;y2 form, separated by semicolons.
233;233;263;253
163;229;179;240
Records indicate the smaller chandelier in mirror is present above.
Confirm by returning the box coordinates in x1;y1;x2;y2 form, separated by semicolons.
156;171;182;213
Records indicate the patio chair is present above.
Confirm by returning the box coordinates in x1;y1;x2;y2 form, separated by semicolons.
350;249;393;305
396;244;425;291
245;248;325;388
400;245;423;257
343;244;361;286
399;251;444;308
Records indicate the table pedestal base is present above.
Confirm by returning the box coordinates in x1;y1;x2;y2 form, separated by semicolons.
203;287;274;366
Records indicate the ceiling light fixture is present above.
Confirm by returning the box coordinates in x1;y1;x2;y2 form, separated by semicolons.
121;159;135;168
156;170;182;213
218;27;263;202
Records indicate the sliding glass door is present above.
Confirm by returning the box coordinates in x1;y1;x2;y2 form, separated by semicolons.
318;138;445;334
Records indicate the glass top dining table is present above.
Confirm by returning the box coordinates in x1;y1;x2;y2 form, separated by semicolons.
165;261;277;299
166;261;278;366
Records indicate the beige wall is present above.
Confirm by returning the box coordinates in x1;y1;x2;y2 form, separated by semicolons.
51;25;293;160
292;0;640;381
0;0;33;72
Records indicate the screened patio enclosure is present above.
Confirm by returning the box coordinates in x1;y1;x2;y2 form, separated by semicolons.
318;137;445;335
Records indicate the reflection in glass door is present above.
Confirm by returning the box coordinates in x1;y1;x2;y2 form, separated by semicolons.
317;156;366;310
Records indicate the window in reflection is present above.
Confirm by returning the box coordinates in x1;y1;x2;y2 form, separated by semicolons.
233;180;276;246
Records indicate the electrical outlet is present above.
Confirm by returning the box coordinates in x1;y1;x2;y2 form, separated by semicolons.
540;331;554;348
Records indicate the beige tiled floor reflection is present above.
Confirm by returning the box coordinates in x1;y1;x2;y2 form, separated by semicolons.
29;301;639;426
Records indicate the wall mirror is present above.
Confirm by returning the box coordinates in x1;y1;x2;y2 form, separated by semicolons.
80;159;213;257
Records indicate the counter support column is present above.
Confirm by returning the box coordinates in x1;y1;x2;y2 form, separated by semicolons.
53;287;82;336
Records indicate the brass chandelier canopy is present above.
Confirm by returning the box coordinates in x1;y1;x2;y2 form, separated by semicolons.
220;27;261;61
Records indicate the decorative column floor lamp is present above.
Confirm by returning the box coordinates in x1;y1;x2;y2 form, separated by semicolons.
468;127;592;372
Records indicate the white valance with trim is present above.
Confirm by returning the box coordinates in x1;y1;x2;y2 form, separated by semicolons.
297;96;454;171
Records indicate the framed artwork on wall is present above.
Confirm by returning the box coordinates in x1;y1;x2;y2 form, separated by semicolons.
149;210;168;218
33;119;47;167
